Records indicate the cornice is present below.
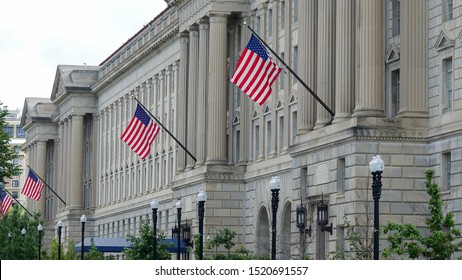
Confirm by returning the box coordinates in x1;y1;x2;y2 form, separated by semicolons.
92;26;179;93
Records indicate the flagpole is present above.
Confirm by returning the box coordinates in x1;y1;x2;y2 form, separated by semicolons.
1;187;33;217
133;97;197;162
27;166;67;206
246;26;335;117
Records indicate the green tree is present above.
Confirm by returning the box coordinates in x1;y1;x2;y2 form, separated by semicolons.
205;227;235;258
329;216;373;260
0;101;21;185
382;169;462;259
0;206;43;259
123;218;172;260
86;238;104;260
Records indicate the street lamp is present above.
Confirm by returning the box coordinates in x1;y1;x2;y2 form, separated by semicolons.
269;175;280;260
150;198;159;260
296;203;311;260
182;221;191;260
176;199;182;260
8;232;12;243
369;154;384;260
197;189;207;260
21;228;26;259
80;214;87;260
37;224;43;260
57;220;63;260
317;199;333;235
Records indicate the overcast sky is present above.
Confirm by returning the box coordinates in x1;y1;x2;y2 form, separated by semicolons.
0;0;167;110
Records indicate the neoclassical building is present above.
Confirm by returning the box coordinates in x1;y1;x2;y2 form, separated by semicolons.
20;0;462;259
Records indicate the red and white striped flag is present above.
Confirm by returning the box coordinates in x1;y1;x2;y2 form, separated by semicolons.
231;34;282;105
120;104;160;159
21;169;45;201
1;190;13;217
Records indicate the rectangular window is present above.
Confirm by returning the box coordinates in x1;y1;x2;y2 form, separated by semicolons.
4;125;14;138
292;46;298;84
280;53;285;90
281;1;286;30
266;120;272;158
392;0;400;36
291;110;297;144
278;115;284;152
235;130;240;164
12;179;19;188
12;191;18;199
337;158;346;195
444;0;454;22
443;58;453;110
442;152;451;191
16;126;26;138
254;124;260;160
391;69;400;117
268;9;273;37
292;0;298;23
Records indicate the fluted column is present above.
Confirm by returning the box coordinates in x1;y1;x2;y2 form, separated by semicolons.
334;0;355;122
57;121;64;211
177;32;189;172
314;0;335;128
66;117;72;208
206;14;228;165
196;18;209;166
353;0;384;117
239;14;251;165
186;25;199;169
35;140;47;215
297;0;317;132
398;0;429;118
70;114;84;209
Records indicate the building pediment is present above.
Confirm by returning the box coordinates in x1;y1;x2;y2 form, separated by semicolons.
20;98;58;128
385;43;400;63
434;30;455;51
50;65;100;103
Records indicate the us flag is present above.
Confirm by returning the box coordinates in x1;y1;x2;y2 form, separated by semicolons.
1;190;13;217
21;169;45;201
230;34;282;106
120;104;160;159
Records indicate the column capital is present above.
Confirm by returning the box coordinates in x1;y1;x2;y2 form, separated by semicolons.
198;18;209;29
189;24;199;36
180;31;189;43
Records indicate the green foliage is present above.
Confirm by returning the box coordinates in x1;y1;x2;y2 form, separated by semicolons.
329;216;373;260
123;218;172;260
206;227;235;256
382;169;462;259
64;238;76;260
86;238;104;260
0;206;43;259
0;102;22;184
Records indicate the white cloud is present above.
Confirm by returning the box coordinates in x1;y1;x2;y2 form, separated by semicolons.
0;0;167;110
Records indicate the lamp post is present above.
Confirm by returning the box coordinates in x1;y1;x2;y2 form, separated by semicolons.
57;220;62;260
150;198;158;260
37;224;43;260
369;154;384;260
21;228;26;259
176;199;182;260
269;175;280;260
8;232;12;243
197;189;207;260
80;214;87;260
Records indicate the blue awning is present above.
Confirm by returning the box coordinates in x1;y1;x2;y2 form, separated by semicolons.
74;237;186;253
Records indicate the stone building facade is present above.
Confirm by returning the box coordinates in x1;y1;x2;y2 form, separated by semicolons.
20;0;462;259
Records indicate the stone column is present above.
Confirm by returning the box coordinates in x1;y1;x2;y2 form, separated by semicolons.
206;14;228;165
196;18;209;167
239;15;251;165
57;121;64;211
353;0;384;117
334;0;355;122
297;0;317;132
177;31;189;172
398;0;429;118
66;117;72;208
35;140;47;215
186;25;199;169
70;114;84;209
314;0;335;128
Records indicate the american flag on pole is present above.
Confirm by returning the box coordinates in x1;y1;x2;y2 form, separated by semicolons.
230;34;282;106
120;103;160;159
21;169;45;201
1;190;13;217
